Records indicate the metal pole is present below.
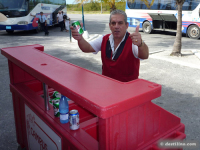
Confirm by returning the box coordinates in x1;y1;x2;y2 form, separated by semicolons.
70;27;72;42
82;4;86;31
101;0;102;14
43;83;50;111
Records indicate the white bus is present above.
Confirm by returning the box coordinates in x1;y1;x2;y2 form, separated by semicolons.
0;0;66;33
125;0;200;39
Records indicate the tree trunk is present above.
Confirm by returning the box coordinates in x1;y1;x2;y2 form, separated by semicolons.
170;4;183;56
110;2;116;12
109;0;116;12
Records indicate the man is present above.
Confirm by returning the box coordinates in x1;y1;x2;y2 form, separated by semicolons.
57;11;64;31
70;9;149;82
63;13;70;32
31;12;49;35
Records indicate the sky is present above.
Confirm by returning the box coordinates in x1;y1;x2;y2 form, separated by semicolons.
66;0;76;4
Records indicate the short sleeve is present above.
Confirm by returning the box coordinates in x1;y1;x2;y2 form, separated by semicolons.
89;35;104;54
132;44;139;58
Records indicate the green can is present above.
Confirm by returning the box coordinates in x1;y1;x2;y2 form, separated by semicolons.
72;21;84;34
53;99;60;117
50;97;60;104
52;91;61;99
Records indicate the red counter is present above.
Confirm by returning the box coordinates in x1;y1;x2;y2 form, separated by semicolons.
1;45;185;150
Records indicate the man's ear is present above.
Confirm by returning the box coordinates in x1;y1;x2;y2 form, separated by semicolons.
126;22;129;29
109;23;111;30
126;22;129;26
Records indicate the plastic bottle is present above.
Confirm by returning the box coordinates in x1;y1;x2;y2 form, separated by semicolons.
66;97;70;101
59;95;69;124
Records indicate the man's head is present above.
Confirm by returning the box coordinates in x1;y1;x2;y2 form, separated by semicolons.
40;12;43;16
109;9;128;40
58;11;61;14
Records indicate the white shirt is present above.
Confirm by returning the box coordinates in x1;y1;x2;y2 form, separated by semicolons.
38;15;47;23
57;13;63;22
66;15;70;20
63;13;70;21
89;32;139;59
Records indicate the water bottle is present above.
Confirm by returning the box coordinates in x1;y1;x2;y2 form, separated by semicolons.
66;97;70;101
59;95;69;124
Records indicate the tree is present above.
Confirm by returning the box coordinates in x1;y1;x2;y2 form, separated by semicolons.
102;0;125;12
103;0;116;12
73;0;125;12
170;0;185;57
74;0;92;5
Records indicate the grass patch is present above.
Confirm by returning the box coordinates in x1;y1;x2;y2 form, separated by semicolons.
67;11;110;14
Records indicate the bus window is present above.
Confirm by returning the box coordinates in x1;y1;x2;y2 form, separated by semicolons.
134;0;142;9
0;2;5;9
182;0;200;10
182;0;189;10
151;1;159;9
170;0;176;10
125;0;200;39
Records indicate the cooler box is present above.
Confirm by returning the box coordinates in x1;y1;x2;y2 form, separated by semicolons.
1;45;186;150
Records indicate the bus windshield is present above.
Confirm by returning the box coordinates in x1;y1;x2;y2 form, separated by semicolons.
0;0;28;17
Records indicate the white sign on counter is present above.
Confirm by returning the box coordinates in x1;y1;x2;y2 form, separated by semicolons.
25;104;61;150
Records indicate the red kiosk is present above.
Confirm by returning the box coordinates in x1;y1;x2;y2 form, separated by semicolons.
1;45;186;150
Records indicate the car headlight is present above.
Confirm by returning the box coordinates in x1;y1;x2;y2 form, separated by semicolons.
17;21;28;25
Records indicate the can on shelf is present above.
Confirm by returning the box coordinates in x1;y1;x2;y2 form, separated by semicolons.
72;21;84;34
52;91;61;99
53;100;60;117
50;97;60;104
69;109;79;130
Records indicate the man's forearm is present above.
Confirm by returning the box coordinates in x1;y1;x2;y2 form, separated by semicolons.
138;42;149;59
78;38;95;53
30;14;35;17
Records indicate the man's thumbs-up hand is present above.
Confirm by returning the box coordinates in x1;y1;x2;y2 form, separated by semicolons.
129;25;142;47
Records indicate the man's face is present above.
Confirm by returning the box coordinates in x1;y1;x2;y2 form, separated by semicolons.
40;13;43;16
109;14;128;40
59;11;61;14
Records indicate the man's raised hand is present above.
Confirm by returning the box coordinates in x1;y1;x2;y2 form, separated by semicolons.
129;25;142;47
70;23;83;41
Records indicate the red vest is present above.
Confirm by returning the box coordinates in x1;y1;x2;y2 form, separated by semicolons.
101;34;140;82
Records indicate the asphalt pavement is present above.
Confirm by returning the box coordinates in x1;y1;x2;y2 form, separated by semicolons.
0;14;200;150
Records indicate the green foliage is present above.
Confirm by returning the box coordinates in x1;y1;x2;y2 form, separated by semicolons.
100;0;125;11
67;1;125;11
84;1;101;11
115;2;126;11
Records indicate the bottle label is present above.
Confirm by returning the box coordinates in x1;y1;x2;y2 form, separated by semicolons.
60;113;69;120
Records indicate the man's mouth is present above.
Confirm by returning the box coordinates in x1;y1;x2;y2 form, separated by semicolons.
114;30;120;33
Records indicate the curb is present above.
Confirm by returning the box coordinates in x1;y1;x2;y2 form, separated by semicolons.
191;50;200;60
150;49;200;61
149;49;166;55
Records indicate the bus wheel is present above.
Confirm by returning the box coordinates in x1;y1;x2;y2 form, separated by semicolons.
142;21;152;34
187;25;200;39
6;30;14;34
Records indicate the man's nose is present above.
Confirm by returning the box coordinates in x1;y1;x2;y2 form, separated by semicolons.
115;23;120;28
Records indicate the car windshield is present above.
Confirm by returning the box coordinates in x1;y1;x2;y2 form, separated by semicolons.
0;0;28;17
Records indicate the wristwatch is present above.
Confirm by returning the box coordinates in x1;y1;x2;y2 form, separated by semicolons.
138;40;144;47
